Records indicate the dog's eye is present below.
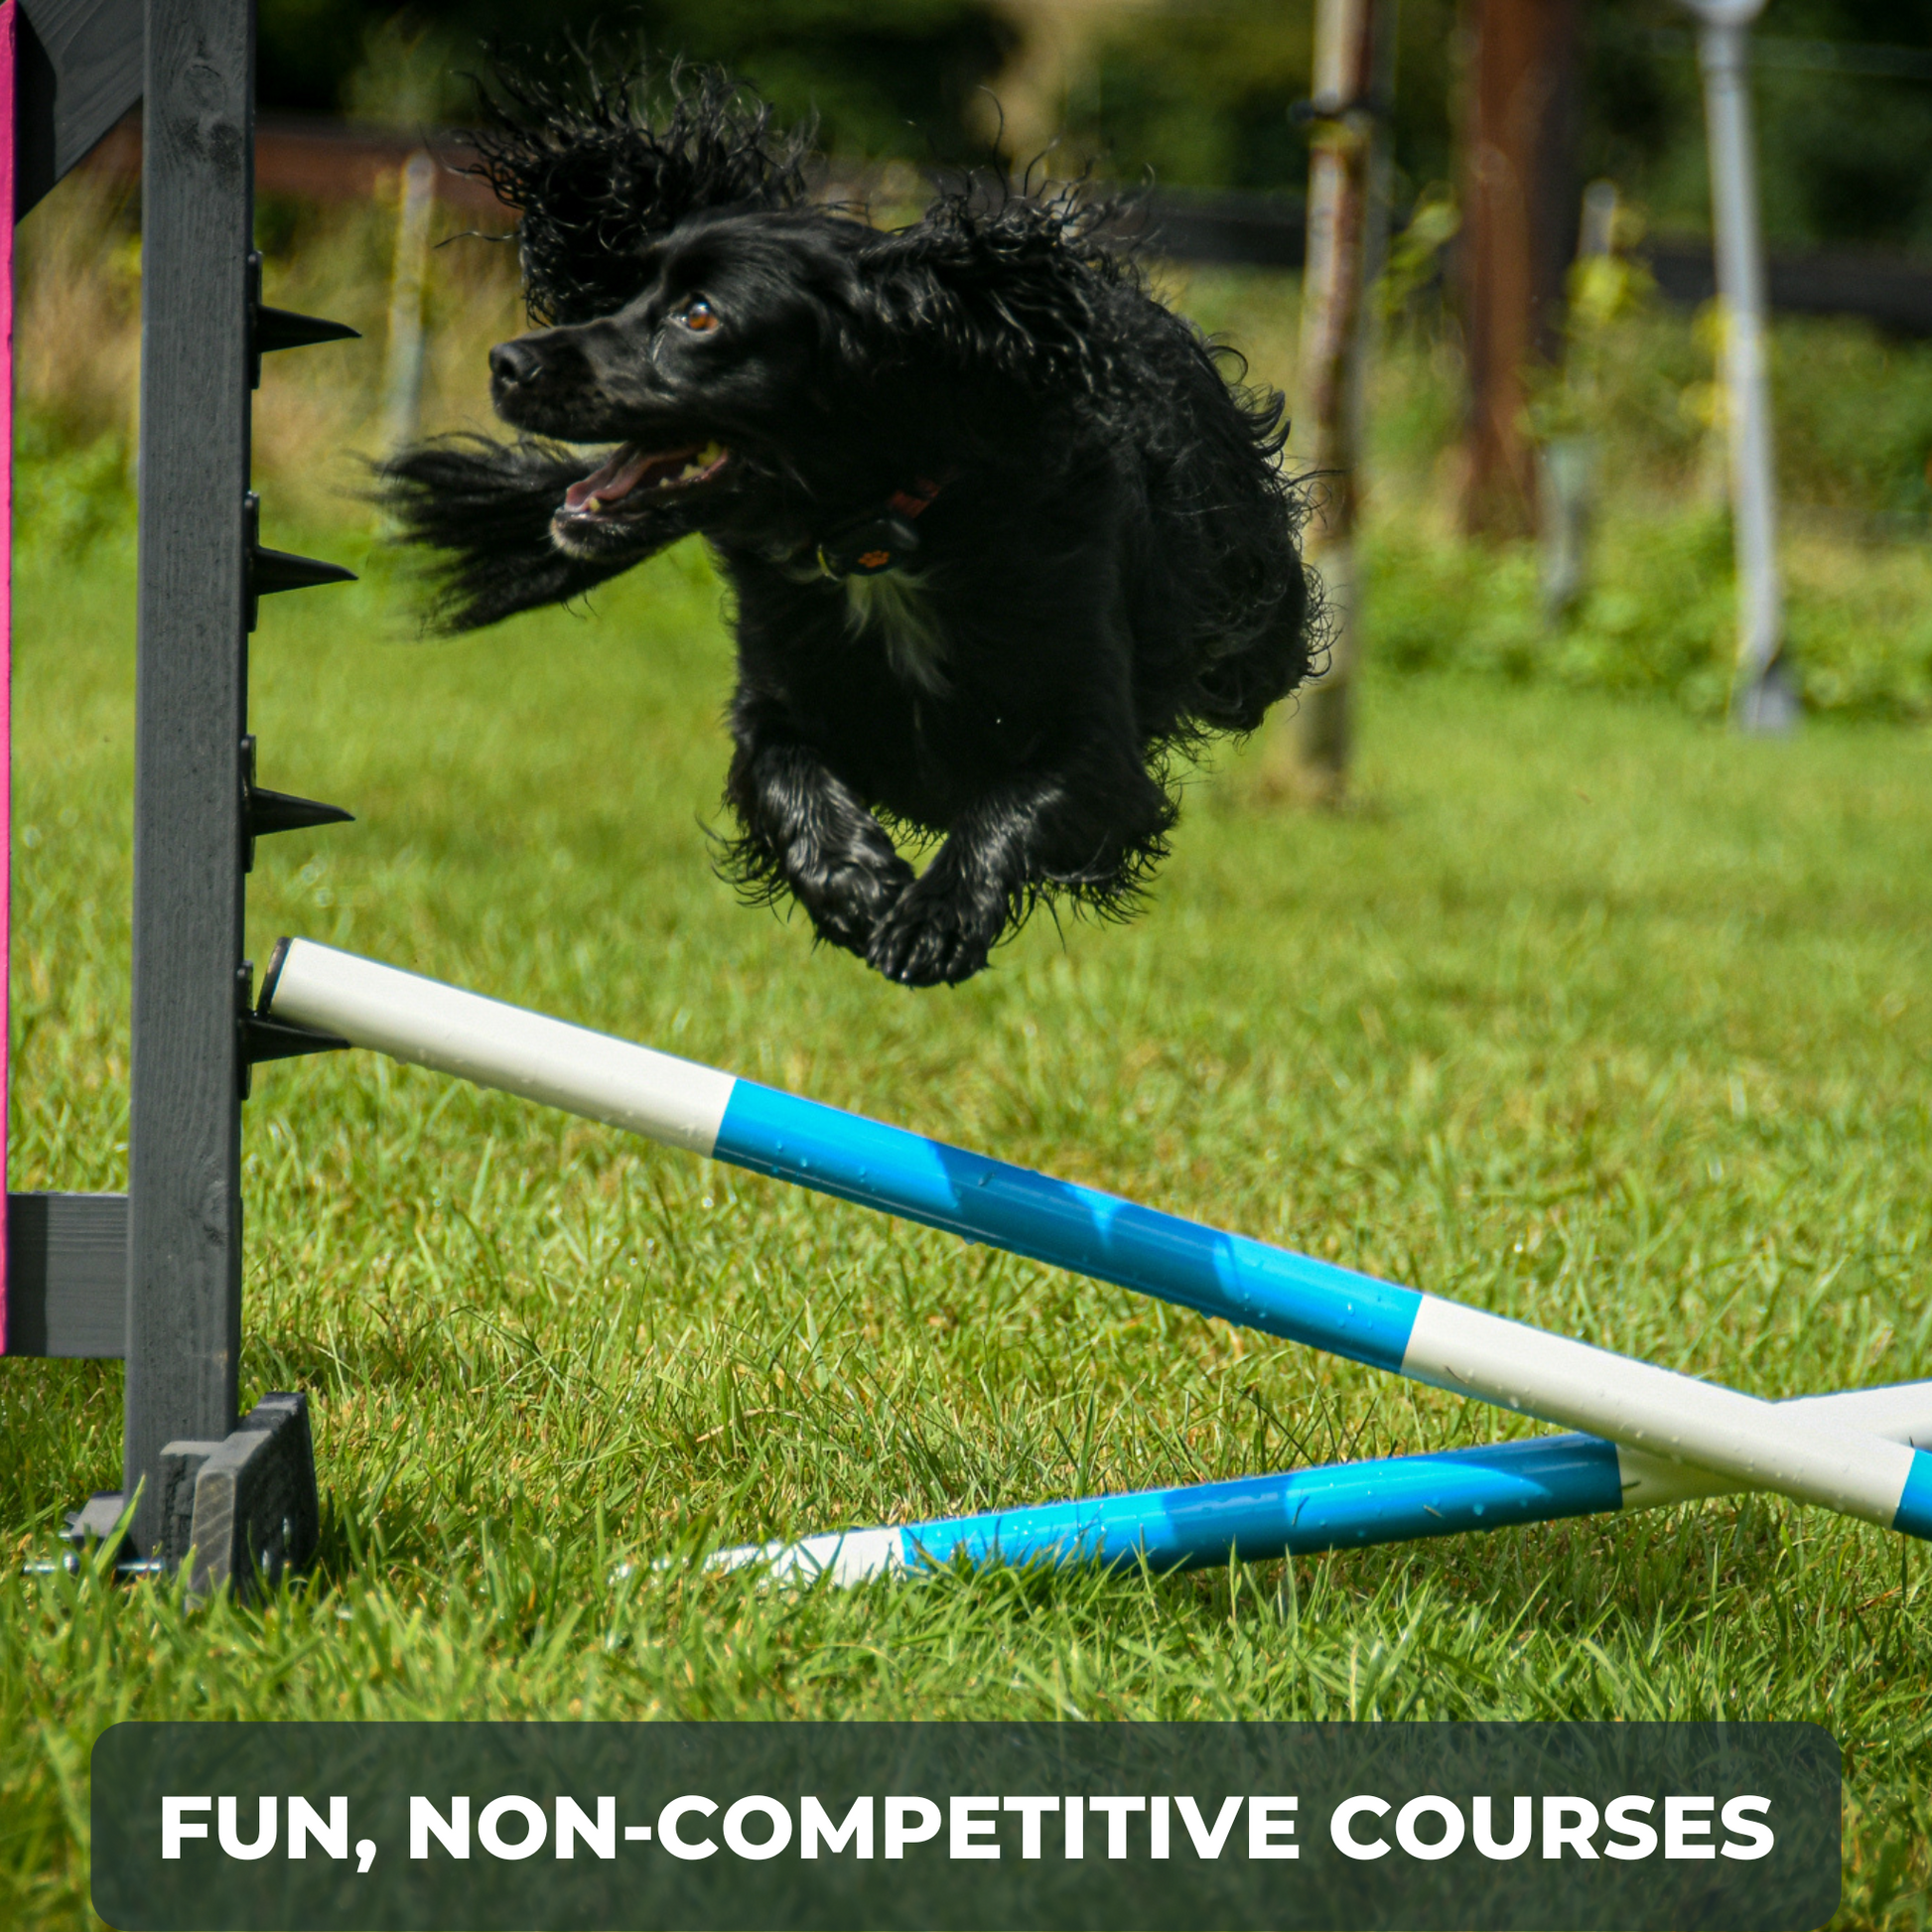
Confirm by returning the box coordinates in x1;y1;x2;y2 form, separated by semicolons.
675;300;720;334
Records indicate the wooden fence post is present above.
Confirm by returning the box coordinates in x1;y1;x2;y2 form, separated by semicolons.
1268;0;1394;805
1458;0;1582;538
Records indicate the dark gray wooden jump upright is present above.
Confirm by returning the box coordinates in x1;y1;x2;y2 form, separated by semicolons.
7;0;355;1594
123;0;260;1560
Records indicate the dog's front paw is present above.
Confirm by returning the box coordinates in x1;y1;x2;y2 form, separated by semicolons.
866;877;1004;986
802;850;918;956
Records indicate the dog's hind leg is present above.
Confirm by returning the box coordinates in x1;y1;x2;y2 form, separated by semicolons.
722;739;916;957
866;754;1176;987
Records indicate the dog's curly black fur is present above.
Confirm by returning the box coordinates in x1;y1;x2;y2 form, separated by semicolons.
382;60;1316;986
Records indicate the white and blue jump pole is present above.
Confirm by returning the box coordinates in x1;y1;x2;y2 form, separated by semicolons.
707;1381;1932;1585
261;940;1932;1545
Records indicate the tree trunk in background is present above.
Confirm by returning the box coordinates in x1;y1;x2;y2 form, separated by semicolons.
1268;0;1393;806
1458;0;1583;538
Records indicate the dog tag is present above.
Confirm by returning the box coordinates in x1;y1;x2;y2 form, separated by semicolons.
816;511;920;579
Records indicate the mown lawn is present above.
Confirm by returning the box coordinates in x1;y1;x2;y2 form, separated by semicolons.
2;522;1928;1929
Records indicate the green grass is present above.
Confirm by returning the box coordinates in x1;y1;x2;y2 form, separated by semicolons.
2;512;1929;1928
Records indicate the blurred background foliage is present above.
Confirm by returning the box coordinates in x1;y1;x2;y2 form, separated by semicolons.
12;0;1932;726
260;0;1932;249
1587;0;1932;251
16;163;1932;726
262;0;1017;162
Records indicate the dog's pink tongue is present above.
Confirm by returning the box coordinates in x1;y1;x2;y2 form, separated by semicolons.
564;447;651;512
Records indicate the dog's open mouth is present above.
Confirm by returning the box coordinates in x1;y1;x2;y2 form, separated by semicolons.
556;441;730;524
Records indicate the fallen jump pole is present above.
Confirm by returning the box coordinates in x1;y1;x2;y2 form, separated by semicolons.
706;1380;1932;1586
260;940;1932;1544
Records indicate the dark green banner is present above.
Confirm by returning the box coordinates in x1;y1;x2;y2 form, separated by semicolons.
90;1721;1840;1931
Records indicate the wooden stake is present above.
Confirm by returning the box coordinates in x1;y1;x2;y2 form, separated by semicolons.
1457;0;1583;538
1268;0;1392;806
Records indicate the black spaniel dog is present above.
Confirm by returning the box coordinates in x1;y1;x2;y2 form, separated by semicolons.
383;65;1315;986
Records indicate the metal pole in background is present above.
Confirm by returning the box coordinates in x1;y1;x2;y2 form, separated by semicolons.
380;151;436;453
1267;0;1393;806
1683;0;1798;733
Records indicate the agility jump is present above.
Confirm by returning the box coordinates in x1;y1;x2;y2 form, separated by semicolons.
262;939;1932;1558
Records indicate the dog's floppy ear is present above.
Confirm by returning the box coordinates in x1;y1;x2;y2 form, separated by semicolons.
376;437;642;630
471;59;813;325
855;188;1130;401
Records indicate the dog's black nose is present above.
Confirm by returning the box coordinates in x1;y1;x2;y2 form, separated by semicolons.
489;340;545;389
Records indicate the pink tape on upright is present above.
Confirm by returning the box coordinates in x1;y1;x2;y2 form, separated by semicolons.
0;0;15;1347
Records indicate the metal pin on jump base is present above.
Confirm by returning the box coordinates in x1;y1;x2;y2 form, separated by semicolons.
260;939;1932;1547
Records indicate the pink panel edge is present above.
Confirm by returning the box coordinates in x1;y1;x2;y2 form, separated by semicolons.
1;0;16;1347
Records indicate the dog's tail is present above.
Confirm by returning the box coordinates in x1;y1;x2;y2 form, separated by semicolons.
376;435;638;631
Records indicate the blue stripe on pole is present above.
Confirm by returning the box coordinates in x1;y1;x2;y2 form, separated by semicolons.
897;1434;1628;1573
1895;1450;1932;1540
716;1080;1424;1372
